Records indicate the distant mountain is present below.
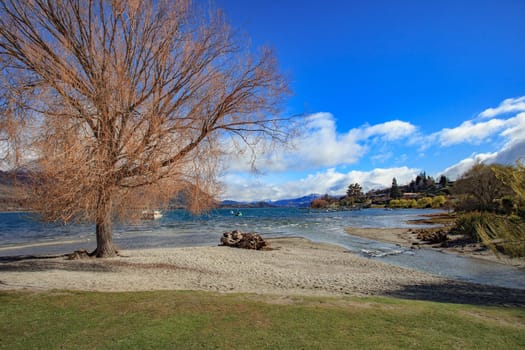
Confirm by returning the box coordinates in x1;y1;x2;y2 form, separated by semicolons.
269;194;322;207
219;200;246;207
218;200;277;208
220;194;322;208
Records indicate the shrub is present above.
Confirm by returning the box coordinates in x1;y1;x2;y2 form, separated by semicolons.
408;199;417;208
432;195;446;208
452;212;525;257
311;199;329;209
451;212;489;242
389;199;411;208
416;197;433;208
388;199;401;208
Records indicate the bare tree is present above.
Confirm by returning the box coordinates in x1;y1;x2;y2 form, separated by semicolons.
0;0;291;257
453;163;512;212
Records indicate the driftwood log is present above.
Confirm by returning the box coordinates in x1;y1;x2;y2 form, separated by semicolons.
416;229;448;244
220;230;267;250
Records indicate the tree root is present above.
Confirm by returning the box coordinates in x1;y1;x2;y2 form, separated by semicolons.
67;249;120;260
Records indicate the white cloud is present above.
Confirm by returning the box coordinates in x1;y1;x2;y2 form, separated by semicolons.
429;97;525;148
357;120;416;141
288;113;365;169
221;166;420;202
434;119;506;146
223;113;417;173
440;152;497;180
491;140;525;165
440;110;525;179
500;112;525;144
479;96;525;119
342;167;419;192
442;138;525;180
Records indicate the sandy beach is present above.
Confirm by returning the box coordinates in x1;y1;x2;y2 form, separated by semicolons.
1;237;524;306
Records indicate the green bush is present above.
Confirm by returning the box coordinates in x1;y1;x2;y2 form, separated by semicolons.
452;212;525;257
389;199;416;208
452;212;488;242
416;197;433;208
389;199;405;208
389;197;444;209
432;195;446;208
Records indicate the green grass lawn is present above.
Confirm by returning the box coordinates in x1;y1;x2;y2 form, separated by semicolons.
1;290;524;349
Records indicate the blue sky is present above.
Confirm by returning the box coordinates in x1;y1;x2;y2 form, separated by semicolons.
210;0;525;201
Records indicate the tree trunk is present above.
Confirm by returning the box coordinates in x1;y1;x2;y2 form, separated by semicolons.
94;219;116;257
93;192;117;258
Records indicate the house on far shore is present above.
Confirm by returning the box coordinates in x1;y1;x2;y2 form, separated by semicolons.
402;192;422;200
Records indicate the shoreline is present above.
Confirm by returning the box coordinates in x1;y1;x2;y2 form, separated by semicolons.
344;227;525;268
0;238;92;252
1;237;525;306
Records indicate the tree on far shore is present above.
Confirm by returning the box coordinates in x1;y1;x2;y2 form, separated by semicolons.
389;177;401;199
345;183;364;205
0;0;292;257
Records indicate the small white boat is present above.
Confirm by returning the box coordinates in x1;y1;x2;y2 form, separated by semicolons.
141;210;163;220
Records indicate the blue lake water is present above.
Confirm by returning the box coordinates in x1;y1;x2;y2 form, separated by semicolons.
1;208;524;290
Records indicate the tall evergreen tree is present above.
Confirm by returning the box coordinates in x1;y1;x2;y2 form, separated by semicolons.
390;177;401;199
346;183;364;204
439;175;449;187
409;180;416;193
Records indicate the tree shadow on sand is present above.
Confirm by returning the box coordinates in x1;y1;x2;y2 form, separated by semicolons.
383;280;525;307
0;254;116;273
